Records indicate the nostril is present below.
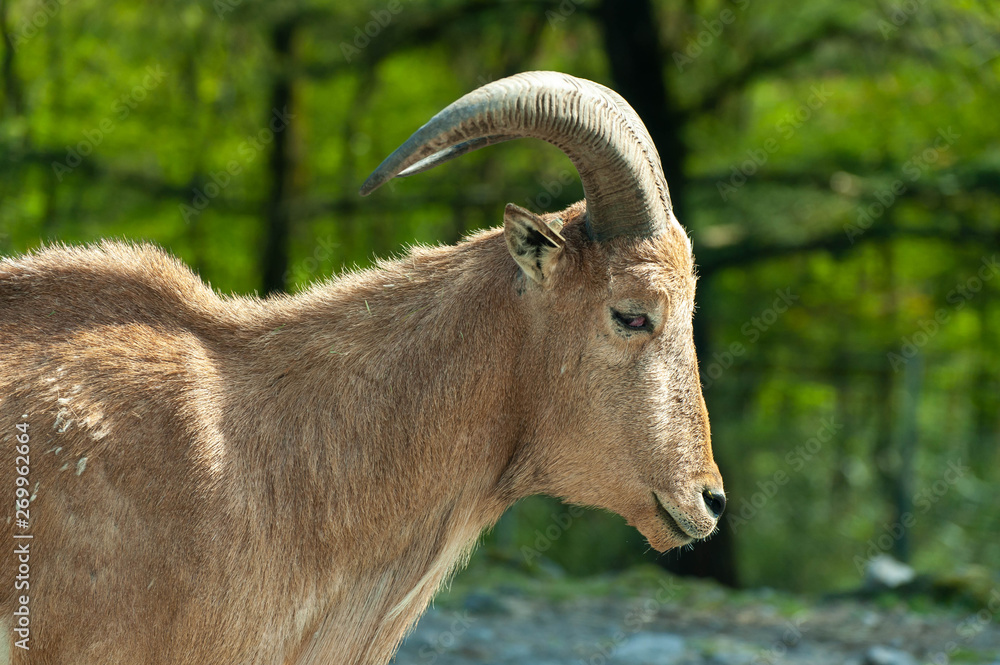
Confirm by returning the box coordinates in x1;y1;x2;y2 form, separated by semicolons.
702;489;726;519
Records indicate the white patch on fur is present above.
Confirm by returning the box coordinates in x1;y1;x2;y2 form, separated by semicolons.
387;572;432;622
54;409;73;433
285;587;321;647
181;357;228;481
194;437;227;479
76;456;88;475
387;513;479;622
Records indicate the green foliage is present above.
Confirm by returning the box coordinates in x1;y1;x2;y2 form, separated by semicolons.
2;0;998;593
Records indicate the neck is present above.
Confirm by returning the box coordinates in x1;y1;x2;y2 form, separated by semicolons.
226;228;531;664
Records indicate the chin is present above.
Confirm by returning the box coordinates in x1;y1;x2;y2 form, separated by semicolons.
634;512;695;553
642;525;694;553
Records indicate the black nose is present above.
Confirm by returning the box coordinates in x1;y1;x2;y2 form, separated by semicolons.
702;489;726;519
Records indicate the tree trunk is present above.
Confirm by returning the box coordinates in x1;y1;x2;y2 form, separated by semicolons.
970;309;998;471
598;0;688;222
599;0;738;587
262;18;297;295
892;354;921;563
0;0;25;119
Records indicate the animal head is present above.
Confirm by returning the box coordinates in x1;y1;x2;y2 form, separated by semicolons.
361;71;724;552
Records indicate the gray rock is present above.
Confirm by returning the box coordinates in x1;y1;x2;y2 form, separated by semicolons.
462;591;506;615
863;645;918;665
496;642;532;662
612;632;686;664
465;625;495;642
705;652;752;665
536;558;567;578
864;555;916;590
702;639;766;665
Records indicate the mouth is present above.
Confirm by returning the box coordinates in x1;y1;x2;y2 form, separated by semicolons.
653;493;695;543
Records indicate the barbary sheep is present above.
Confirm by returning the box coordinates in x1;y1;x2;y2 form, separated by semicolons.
0;71;724;665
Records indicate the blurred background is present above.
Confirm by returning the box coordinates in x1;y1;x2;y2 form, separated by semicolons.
1;0;997;605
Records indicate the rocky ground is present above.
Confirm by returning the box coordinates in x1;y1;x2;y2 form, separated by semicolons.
395;564;1000;665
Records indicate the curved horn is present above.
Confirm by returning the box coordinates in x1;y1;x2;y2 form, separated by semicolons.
359;71;674;242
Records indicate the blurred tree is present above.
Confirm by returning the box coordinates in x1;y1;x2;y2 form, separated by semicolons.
1;0;998;592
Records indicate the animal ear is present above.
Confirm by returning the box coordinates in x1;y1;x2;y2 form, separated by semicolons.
503;203;565;285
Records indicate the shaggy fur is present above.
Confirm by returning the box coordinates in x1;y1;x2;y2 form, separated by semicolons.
0;201;721;664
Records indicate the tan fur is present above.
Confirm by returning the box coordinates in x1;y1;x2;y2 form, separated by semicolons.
0;201;721;664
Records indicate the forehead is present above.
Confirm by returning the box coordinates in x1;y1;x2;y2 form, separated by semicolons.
607;229;696;297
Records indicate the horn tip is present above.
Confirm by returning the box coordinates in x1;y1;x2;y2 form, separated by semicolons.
358;175;381;197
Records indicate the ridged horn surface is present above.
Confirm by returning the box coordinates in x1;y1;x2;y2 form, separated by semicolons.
360;71;675;242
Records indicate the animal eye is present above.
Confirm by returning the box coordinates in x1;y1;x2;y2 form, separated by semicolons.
611;309;653;332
